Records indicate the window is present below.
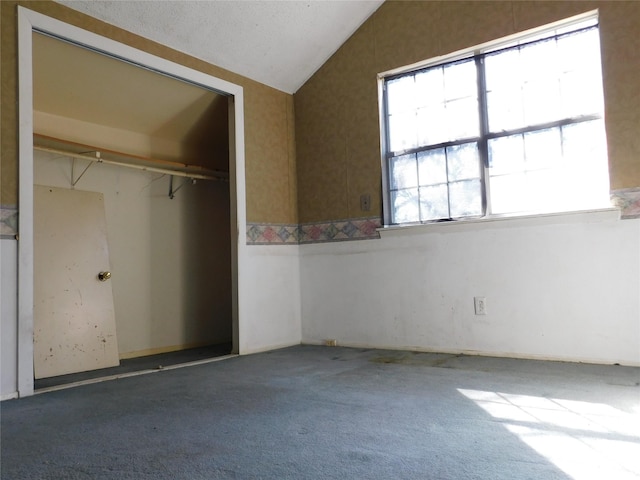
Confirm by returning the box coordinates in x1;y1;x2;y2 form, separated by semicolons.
382;16;610;225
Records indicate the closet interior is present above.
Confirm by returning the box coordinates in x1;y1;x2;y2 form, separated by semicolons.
31;31;234;385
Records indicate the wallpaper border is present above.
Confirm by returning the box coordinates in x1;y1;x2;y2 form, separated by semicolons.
0;205;18;239
246;217;382;245
5;197;636;244
246;222;300;245
611;188;640;219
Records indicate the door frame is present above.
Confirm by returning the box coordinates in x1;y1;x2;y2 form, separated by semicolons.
17;7;246;397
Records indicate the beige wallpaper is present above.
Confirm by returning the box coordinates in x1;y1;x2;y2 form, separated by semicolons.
1;1;19;206
0;0;297;224
295;0;640;223
244;84;298;222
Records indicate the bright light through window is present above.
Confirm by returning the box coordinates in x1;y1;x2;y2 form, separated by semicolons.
382;16;610;225
458;389;640;480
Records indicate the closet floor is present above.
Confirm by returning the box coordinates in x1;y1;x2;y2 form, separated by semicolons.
34;343;233;391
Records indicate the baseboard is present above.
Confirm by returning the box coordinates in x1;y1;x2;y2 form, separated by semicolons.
240;341;301;355
1;391;19;401
300;340;640;367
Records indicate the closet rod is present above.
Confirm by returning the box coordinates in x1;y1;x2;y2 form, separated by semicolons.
35;133;225;174
34;145;228;182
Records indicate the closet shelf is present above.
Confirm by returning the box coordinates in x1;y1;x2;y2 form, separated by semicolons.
33;134;229;182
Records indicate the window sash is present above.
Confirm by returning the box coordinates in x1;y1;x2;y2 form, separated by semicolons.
383;22;603;224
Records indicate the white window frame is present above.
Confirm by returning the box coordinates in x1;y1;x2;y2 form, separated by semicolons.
377;10;608;227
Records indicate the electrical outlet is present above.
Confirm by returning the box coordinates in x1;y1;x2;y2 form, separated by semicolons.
474;297;487;315
324;339;337;347
360;194;371;211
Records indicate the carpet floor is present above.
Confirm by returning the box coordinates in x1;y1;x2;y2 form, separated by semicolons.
2;345;639;479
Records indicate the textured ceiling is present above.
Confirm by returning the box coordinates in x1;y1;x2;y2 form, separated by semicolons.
56;0;384;94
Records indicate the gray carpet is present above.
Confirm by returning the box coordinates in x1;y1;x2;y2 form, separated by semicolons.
2;345;639;479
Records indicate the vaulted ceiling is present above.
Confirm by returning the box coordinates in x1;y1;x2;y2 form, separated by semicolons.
33;1;384;164
56;0;385;94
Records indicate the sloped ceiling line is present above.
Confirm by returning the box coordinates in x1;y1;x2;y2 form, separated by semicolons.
56;0;385;94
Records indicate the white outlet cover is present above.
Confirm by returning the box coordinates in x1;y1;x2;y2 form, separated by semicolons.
474;297;487;315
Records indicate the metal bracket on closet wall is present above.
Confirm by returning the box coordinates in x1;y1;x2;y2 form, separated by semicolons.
168;175;197;200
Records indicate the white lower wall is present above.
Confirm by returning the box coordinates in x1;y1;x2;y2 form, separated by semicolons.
238;245;302;354
1;239;18;399
5;205;638;398
300;210;640;366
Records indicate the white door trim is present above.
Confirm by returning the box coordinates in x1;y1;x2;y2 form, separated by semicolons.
17;6;246;397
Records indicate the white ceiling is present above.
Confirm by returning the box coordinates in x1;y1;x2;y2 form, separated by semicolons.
56;0;385;94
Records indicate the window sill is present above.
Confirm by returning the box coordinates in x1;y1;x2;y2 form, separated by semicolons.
377;207;621;238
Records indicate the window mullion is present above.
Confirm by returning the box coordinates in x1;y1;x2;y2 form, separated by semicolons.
476;55;491;216
415;152;422;222
382;81;394;225
444;148;452;219
387;137;481;159
485;113;602;141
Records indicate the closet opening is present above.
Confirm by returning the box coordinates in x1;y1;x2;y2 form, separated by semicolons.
18;8;246;396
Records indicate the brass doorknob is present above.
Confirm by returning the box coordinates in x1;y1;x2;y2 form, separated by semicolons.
98;271;111;282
